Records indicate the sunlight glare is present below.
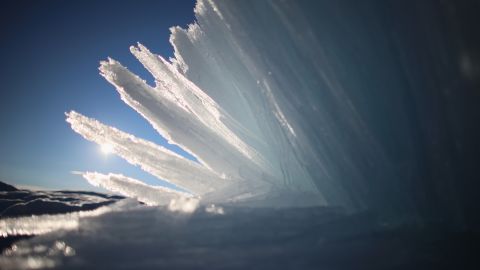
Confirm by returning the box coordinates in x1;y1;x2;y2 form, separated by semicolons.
100;143;114;155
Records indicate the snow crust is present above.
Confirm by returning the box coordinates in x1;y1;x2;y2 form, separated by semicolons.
0;201;127;237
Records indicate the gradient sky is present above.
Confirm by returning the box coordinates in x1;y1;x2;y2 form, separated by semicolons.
0;0;196;191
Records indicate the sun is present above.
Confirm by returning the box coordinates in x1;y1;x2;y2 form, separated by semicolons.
100;143;114;155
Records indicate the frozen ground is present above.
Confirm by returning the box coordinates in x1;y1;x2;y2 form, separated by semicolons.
0;181;124;253
0;196;477;269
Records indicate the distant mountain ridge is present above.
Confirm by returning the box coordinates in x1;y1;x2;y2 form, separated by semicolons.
0;181;17;192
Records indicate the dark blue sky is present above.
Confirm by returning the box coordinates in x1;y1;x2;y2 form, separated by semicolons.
0;0;196;190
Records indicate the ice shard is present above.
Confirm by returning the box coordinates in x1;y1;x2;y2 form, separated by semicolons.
66;111;226;195
130;43;267;168
82;172;193;206
98;58;276;184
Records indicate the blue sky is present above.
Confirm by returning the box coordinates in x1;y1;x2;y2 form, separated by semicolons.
0;0;196;190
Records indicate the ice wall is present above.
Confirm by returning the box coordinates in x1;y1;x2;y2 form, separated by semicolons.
170;0;480;227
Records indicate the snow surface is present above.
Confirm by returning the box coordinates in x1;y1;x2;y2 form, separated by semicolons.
1;202;476;269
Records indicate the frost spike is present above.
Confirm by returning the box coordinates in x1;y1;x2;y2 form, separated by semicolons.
82;172;193;206
130;44;269;170
66;111;226;195
98;58;275;182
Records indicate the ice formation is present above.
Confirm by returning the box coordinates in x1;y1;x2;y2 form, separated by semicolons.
61;0;440;212
65;0;476;229
66;0;330;208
